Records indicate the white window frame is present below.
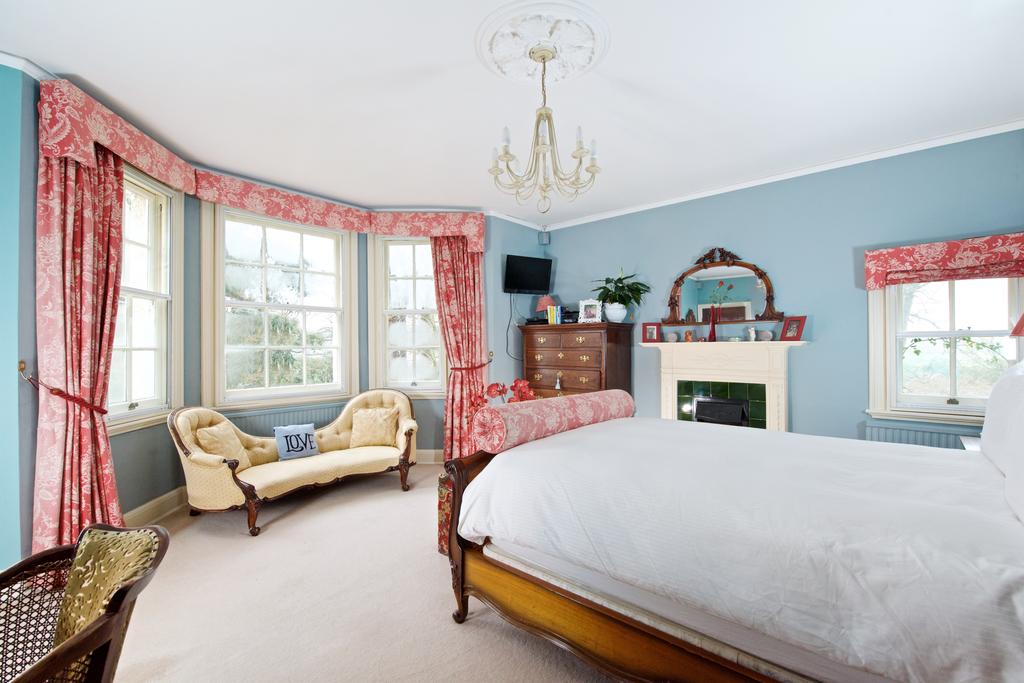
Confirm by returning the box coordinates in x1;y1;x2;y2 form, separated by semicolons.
106;167;184;435
367;235;447;399
867;277;1024;425
201;205;359;410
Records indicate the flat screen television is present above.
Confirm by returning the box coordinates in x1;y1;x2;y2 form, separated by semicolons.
503;255;552;294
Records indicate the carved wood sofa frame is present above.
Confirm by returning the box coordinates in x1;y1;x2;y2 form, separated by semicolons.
445;452;775;683
168;400;416;537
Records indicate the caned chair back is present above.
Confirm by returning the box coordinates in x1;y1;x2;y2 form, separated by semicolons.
0;524;169;683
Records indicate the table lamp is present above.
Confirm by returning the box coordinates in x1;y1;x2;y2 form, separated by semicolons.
536;295;556;312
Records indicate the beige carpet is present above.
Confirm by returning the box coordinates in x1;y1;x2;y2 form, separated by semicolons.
117;464;608;682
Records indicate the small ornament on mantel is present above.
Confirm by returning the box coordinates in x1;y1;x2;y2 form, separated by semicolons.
684;308;697;324
684;330;694;342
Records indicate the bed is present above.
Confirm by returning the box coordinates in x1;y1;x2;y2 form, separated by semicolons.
445;397;1024;682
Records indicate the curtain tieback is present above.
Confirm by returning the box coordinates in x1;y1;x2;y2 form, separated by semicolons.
450;362;488;371
19;364;108;415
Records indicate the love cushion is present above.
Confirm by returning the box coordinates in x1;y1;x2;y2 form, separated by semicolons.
273;423;320;460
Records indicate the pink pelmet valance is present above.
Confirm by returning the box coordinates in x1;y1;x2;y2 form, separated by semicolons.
38;80;484;249
38;80;196;193
196;171;486;251
864;232;1024;290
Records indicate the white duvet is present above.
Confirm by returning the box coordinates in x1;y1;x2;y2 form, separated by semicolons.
458;418;1024;683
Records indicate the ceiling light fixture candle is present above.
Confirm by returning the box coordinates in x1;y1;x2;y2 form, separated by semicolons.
489;44;600;214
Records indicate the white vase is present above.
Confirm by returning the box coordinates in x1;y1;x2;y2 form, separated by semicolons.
604;302;628;323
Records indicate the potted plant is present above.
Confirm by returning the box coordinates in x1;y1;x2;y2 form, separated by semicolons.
592;270;652;323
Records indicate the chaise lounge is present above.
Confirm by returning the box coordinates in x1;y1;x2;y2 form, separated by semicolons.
168;389;418;536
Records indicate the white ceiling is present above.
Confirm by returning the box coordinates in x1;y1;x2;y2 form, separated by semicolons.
3;1;1024;229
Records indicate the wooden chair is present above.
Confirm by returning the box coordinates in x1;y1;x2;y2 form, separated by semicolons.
0;524;169;683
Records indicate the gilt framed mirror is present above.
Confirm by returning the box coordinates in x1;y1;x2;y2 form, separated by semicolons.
662;247;784;324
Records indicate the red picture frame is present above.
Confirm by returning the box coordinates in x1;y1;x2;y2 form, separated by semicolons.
641;322;662;343
779;316;807;341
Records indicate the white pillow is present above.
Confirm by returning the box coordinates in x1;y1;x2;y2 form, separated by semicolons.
981;362;1024;476
981;362;1024;522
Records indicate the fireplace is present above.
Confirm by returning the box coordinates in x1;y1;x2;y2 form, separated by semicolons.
693;397;749;427
646;342;806;432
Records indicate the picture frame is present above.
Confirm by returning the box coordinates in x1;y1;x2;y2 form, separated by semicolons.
641;322;662;343
578;299;602;323
697;301;752;323
779;315;807;341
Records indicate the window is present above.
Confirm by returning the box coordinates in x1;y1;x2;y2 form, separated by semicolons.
868;277;1023;423
369;237;445;396
214;209;355;405
108;169;183;431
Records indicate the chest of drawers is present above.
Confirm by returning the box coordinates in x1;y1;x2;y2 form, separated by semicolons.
519;322;633;398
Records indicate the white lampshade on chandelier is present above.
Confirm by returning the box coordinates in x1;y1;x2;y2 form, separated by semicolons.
478;2;608;214
489;45;600;214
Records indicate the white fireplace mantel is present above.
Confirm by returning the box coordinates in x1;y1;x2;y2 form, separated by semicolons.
640;341;807;431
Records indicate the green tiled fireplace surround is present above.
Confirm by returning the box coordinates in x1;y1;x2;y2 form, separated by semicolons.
677;380;767;429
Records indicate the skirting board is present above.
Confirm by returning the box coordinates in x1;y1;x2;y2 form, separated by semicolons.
417;449;443;464
123;486;188;527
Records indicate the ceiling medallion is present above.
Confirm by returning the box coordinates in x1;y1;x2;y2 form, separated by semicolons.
476;1;610;83
479;2;607;213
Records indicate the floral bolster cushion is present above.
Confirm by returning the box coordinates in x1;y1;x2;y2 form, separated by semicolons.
471;389;636;454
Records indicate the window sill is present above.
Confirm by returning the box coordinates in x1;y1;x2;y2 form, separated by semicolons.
400;390;446;400
865;408;984;427
107;410;174;436
214;392;354;413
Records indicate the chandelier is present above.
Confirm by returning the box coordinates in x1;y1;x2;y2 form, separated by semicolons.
488;44;600;214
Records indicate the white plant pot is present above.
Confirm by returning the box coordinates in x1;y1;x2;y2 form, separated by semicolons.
604;302;628;323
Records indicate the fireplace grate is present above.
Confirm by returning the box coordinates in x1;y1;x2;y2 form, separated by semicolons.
693;397;749;427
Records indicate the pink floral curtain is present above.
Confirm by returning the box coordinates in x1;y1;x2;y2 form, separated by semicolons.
864;231;1024;290
432;236;487;460
432;236;486;554
33;147;125;552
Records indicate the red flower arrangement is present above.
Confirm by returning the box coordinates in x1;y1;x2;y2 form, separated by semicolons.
467;378;537;425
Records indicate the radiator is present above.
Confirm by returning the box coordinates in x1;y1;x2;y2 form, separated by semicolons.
864;425;973;450
226;402;347;437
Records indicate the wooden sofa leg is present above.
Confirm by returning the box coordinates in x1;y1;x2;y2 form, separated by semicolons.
399;461;411;492
245;499;262;536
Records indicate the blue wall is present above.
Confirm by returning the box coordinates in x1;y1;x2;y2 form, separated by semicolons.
485;217;548;382
546;129;1024;439
1;65;38;564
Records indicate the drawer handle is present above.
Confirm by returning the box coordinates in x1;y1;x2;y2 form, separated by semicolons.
537;336;546;344
557;352;565;359
533;373;543;381
576;335;586;344
579;354;590;362
579;376;589;384
534;353;543;362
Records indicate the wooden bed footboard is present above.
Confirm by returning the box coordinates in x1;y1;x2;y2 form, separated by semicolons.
444;452;774;683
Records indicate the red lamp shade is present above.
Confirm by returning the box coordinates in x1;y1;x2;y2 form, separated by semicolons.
1012;313;1024;337
536;295;556;312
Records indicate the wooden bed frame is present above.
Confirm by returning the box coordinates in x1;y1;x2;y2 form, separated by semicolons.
445;451;777;683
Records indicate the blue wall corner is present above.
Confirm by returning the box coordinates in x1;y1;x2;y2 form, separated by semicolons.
1;66;39;564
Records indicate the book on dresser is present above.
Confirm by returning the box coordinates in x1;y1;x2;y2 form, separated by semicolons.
520;322;633;398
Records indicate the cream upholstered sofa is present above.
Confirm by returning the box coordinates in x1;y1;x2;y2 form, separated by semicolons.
167;389;418;536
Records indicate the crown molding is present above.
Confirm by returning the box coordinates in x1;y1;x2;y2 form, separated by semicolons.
483;211;543;230
0;51;53;81
541;118;1024;232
